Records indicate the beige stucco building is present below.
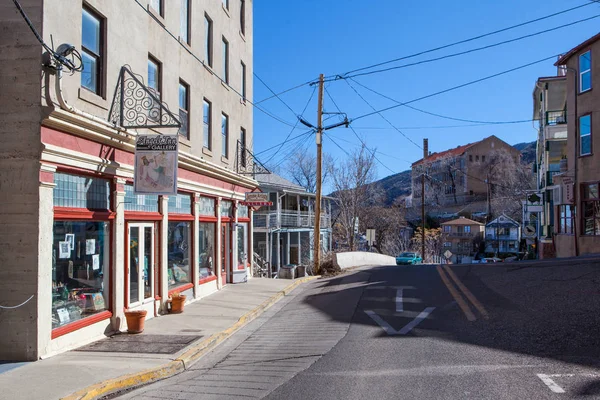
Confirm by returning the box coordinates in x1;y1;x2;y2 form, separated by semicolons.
1;0;255;360
441;217;484;264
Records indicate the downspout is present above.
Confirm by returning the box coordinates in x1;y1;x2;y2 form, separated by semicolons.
55;67;128;133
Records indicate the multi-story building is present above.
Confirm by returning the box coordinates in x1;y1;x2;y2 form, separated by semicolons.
529;75;568;258
1;0;255;360
411;135;521;213
252;174;332;276
485;214;521;256
441;217;484;264
553;32;600;257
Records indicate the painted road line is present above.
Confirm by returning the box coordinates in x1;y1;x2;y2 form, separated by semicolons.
442;265;489;320
537;374;566;393
436;266;476;322
365;310;399;335
396;288;403;313
398;307;436;335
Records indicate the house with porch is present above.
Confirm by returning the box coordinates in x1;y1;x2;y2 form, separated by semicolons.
485;214;521;256
252;174;332;276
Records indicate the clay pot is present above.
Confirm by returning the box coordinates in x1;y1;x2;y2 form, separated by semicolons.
124;309;147;334
170;295;186;314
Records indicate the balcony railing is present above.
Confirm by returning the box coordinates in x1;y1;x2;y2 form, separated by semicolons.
444;232;475;238
546;110;567;126
254;210;331;229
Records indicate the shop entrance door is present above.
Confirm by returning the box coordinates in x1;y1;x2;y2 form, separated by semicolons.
128;223;155;307
221;223;230;283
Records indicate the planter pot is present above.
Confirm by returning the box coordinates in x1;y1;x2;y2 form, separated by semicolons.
124;309;147;334
170;295;186;314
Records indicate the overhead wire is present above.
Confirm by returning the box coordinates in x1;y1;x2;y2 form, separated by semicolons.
336;1;597;77
254;72;302;118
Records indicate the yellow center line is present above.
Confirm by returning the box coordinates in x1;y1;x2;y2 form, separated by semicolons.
442;265;489;320
436;265;476;322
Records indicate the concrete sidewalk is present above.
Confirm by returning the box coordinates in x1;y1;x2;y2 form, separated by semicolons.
0;277;316;400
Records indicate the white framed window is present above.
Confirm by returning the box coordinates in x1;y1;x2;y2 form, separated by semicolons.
580;51;591;93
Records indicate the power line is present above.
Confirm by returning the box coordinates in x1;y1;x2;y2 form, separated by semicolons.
337;13;600;80
323;134;351;157
349;54;560;122
254;79;317;105
337;2;596;77
254;72;301;118
348;78;533;125
271;132;315;170
254;129;314;156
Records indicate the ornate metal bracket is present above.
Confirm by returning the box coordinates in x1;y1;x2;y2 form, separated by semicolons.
108;65;181;130
235;140;271;176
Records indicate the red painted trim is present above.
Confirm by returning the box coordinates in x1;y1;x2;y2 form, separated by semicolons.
168;214;194;221
51;311;112;340
168;282;194;296
124;212;162;221
54;207;115;220
55;165;115;180
199;275;217;285
238;217;250;222
124;222;129;309
199;216;218;222
40;170;54;184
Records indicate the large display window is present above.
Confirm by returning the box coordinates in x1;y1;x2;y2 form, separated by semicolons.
52;221;109;329
199;222;215;278
167;221;192;289
237;222;248;268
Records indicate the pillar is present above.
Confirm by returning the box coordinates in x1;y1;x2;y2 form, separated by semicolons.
193;194;200;297
215;197;223;289
159;196;169;311
112;178;126;330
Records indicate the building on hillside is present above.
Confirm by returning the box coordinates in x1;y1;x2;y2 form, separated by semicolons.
485;215;521;256
441;217;484;264
252;174;333;276
411;135;521;214
527;74;568;258
0;0;254;360
553;32;600;257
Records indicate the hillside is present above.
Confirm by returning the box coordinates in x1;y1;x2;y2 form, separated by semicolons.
373;141;536;206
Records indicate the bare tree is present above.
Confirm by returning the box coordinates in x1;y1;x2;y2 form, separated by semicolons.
329;144;377;251
284;144;333;192
359;205;406;255
410;227;442;263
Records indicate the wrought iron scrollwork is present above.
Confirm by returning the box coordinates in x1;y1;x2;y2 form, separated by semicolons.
236;140;270;176
108;65;181;130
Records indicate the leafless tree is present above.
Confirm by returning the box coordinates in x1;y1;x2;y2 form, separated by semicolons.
329;144;377;251
410;227;442;263
359;205;406;255
284;144;333;192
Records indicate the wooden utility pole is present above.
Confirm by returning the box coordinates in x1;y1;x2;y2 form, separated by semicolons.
313;74;324;275
421;139;427;262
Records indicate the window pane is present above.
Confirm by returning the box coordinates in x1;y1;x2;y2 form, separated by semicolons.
587;184;599;199
204;16;212;66
54;173;110;210
199;223;215;278
148;59;159;91
179;83;187;110
581;134;591;155
580;51;591;72
168;221;191;290
203;100;211;148
81;51;98;93
52;221;109;329
223;0;229;9
124;184;159;212
199;196;215;215
222;38;228;82
168;192;192;214
222;114;228;157
237;223;247;267
150;0;161;15
241;62;246;98
581;71;591;92
82;9;100;54
180;0;189;43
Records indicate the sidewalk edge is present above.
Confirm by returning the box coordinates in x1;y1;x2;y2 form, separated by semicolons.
60;276;319;400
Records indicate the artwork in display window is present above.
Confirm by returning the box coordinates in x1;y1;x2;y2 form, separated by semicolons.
65;234;75;250
167;221;191;289
199;222;215;278
86;239;96;255
59;241;70;258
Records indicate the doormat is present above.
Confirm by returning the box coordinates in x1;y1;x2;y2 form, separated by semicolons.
74;334;202;354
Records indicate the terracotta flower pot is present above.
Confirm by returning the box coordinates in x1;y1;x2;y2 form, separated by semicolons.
170;295;186;314
124;309;147;334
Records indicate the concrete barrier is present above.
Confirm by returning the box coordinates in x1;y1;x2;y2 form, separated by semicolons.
335;252;396;269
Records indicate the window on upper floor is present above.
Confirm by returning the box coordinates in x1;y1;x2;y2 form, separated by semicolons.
147;56;161;123
469;155;473;162
149;0;163;17
203;99;212;149
240;127;247;167
222;37;229;83
240;0;246;35
580;51;591;93
558;204;574;235
221;113;229;158
241;61;247;100
582;183;600;235
464;226;471;233
223;0;229;11
204;15;213;67
81;6;104;96
476;155;479;162
580;114;591;156
178;80;189;139
180;0;190;44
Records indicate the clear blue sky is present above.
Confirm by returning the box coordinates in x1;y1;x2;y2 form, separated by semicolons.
251;0;599;190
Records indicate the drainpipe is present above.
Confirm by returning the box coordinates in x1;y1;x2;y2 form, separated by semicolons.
564;66;579;257
55;67;128;133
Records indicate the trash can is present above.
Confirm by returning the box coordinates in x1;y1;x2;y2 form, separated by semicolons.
278;264;297;279
296;265;306;278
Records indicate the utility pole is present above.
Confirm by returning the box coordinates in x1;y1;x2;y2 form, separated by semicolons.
313;74;324;275
421;139;428;262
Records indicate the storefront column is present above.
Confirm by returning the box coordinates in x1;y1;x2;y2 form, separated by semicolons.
38;164;56;356
193;194;200;297
112;178;126;331
276;231;281;272
286;232;290;265
233;200;239;275
159;196;169;310
248;208;254;278
215;197;223;289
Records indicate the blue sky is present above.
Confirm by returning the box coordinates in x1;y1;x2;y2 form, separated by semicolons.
251;0;599;189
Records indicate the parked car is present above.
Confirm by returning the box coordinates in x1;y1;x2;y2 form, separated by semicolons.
482;257;502;263
396;252;423;265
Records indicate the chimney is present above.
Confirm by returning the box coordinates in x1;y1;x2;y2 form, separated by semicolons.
423;138;428;160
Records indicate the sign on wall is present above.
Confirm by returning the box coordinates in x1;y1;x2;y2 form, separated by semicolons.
134;134;178;195
241;192;273;208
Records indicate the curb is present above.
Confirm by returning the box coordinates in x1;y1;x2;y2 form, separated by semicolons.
61;276;319;400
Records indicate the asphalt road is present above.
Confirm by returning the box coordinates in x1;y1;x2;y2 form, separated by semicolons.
118;262;600;399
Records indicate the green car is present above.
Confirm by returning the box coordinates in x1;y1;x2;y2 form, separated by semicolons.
396;252;423;265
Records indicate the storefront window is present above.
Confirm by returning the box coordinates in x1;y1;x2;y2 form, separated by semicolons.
167;221;191;290
52;221;109;329
237;223;248;267
238;205;249;218
583;183;600;236
199;196;215;216
220;200;232;217
558;205;574;234
199;222;215;278
124;184;159;212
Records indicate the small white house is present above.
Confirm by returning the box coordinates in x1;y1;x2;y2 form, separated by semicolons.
485;214;521;255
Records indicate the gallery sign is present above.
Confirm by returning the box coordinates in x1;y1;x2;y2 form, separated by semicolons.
134;134;178;195
241;192;272;208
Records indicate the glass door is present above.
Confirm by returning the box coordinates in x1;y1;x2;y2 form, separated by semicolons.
128;223;155;306
221;223;230;282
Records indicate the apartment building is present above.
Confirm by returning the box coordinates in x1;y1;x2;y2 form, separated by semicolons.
553;32;600;257
441;217;484;264
0;0;254;361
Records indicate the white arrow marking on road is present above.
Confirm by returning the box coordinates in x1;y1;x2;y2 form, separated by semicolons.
365;307;436;335
537;374;565;393
396;288;403;313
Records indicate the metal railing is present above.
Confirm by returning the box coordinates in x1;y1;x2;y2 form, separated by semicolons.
254;210;331;229
546;110;567;126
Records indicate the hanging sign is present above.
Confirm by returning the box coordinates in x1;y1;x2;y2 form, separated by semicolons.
134;134;178;195
241;192;272;208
